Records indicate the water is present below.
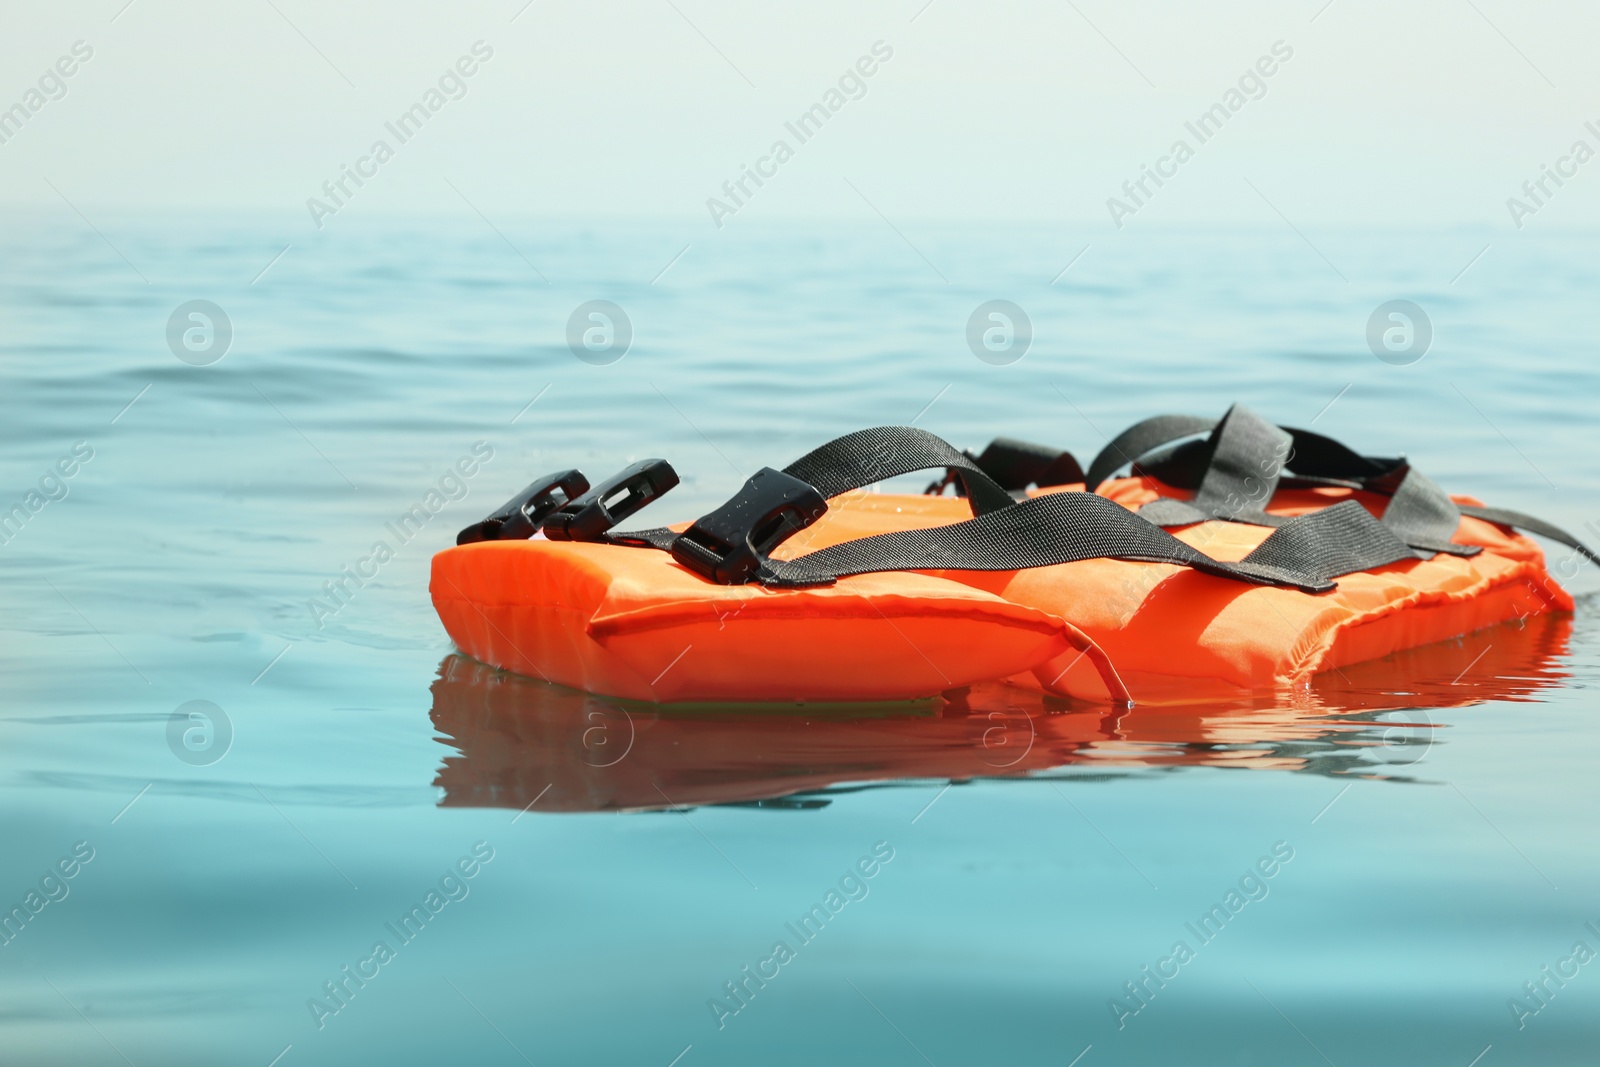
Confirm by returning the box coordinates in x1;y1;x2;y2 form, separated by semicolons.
3;212;1599;1064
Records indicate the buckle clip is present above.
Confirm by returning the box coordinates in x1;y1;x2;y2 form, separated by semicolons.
671;467;828;584
542;459;679;542
457;469;589;545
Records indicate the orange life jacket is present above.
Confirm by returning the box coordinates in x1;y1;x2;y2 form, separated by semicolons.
431;412;1591;705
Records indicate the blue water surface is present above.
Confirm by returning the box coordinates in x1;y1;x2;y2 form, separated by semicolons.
2;213;1598;1065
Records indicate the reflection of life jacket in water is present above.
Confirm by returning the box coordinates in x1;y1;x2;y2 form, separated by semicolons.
430;406;1594;704
428;614;1572;813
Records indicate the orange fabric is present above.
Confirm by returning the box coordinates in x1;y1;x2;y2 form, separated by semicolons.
429;479;1573;705
887;477;1570;702
430;509;1127;704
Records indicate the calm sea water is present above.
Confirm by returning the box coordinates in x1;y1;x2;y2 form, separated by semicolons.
3;212;1599;1065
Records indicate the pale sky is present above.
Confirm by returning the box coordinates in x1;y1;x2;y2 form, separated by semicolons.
3;0;1598;233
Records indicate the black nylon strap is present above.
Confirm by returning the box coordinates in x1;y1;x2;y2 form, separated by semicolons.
605;425;1451;593
1458;504;1600;567
966;437;1085;491
608;526;679;551
762;492;1427;592
1376;467;1474;555
764;490;1331;591
1095;405;1296;528
1269;439;1600;563
611;429;1346;592
1236;500;1422;581
1136;464;1478;560
1190;405;1292;520
1275;426;1393;480
611;425;1388;591
1266;427;1474;555
610;426;1015;553
1089;405;1481;559
1085;414;1216;491
783;426;1015;515
1136;496;1291;529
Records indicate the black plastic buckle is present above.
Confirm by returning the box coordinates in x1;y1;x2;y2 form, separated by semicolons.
541;459;679;542
456;470;590;545
670;467;828;584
